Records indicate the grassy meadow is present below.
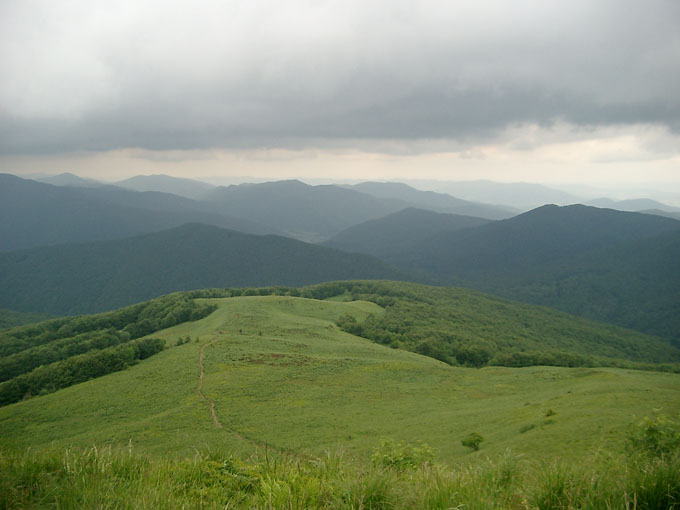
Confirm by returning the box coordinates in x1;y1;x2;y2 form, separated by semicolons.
1;295;678;461
1;290;679;508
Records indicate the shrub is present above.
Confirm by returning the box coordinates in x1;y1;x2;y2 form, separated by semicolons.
629;414;680;457
371;439;436;471
461;432;484;451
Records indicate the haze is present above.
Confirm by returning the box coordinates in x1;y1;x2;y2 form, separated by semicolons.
1;0;679;189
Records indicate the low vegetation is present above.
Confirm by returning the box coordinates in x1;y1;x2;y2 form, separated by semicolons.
2;282;679;508
2;416;678;509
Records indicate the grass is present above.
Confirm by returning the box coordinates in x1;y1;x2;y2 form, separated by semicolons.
1;292;680;507
1;294;678;465
1;444;678;509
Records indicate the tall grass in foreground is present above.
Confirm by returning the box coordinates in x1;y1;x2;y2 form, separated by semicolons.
1;444;678;509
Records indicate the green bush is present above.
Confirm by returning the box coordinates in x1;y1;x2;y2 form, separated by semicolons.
371;439;436;471
629;414;680;457
461;432;484;451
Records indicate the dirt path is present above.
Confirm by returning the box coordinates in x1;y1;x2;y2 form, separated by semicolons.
197;340;224;429
196;339;309;459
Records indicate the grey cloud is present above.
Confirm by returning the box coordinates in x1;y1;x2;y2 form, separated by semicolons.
1;0;679;155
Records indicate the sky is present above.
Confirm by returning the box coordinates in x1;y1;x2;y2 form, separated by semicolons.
1;0;679;187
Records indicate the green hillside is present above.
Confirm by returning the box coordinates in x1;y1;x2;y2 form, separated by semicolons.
369;205;680;341
318;281;680;368
2;283;678;461
495;229;680;343
0;224;408;315
2;284;679;508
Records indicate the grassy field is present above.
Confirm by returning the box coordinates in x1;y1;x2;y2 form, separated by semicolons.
1;294;678;467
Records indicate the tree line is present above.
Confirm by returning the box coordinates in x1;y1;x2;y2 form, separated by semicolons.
0;337;165;406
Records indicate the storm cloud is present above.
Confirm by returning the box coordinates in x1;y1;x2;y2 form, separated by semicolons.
1;0;679;155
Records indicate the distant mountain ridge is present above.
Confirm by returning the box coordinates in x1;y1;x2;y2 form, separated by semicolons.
433;180;580;209
324;208;491;259
584;197;680;213
397;204;680;278
347;181;515;219
202;180;413;242
0;174;273;251
0;223;409;315
37;172;103;188
113;174;215;199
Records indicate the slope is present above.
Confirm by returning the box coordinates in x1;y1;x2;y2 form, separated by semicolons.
0;224;408;315
0;174;271;251
349;181;515;219
500;228;680;342
323;208;491;258
1;286;678;465
384;205;680;339
202;180;411;242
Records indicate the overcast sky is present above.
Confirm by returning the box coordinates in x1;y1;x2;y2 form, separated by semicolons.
1;0;679;185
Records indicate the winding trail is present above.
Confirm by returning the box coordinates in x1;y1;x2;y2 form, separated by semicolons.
197;340;224;429
197;340;304;457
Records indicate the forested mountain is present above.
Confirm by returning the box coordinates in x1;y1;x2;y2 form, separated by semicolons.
0;223;408;315
0;174;271;251
394;204;680;280
347;182;515;219
323;208;491;258
0;309;54;329
202;180;411;242
499;228;680;342
113;174;215;199
378;205;680;341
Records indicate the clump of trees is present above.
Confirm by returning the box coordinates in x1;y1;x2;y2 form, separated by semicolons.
0;294;215;359
0;337;165;406
0;329;132;382
0;293;217;407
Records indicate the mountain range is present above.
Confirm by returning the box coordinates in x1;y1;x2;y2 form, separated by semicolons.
0;223;407;315
345;181;515;219
432;180;580;209
0;173;270;251
3;171;679;343
327;204;680;341
1;174;514;250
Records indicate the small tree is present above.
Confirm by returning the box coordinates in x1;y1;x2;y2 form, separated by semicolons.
461;432;484;451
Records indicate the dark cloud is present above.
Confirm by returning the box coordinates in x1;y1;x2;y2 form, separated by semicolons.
1;0;679;155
